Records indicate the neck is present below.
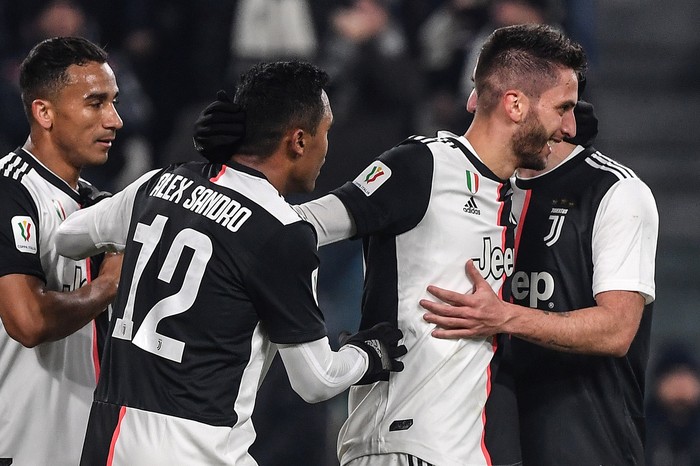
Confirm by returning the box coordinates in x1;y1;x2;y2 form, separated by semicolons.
22;136;80;190
464;117;518;180
232;153;289;196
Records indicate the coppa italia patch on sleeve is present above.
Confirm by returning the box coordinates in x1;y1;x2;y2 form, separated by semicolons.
12;216;37;254
352;161;392;197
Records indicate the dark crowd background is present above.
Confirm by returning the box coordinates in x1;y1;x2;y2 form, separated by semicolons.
0;1;697;465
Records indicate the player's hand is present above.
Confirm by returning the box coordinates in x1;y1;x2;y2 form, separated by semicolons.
420;260;511;339
77;180;112;208
193;90;246;163
339;322;406;384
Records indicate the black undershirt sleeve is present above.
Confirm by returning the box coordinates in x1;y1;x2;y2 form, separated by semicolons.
331;141;434;238
0;179;45;281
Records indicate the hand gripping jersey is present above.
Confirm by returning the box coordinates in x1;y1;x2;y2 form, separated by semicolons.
333;132;517;466
0;148;100;466
510;146;658;465
78;161;327;465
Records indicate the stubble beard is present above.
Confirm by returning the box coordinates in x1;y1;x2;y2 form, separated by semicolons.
511;110;550;171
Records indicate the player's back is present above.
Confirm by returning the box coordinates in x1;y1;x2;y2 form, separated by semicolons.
81;161;320;465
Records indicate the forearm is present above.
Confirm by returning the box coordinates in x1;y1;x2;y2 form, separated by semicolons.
502;296;642;356
0;273;117;347
293;194;356;246
278;337;367;403
36;275;117;342
422;268;645;357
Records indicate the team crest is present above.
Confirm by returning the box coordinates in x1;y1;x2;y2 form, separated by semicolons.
544;208;568;246
12;215;37;253
465;171;479;194
353;161;392;196
52;199;67;220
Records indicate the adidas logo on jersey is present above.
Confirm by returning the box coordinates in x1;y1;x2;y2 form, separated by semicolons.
463;196;480;215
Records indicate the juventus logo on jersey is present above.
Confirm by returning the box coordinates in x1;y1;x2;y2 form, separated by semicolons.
544;207;568;246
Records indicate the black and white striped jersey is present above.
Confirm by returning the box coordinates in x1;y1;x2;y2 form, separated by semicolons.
0;148;100;465
510;145;658;465
333;132;517;466
77;161;328;465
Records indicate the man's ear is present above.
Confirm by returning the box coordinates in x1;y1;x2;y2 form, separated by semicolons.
503;90;528;123
288;128;305;158
31;99;53;130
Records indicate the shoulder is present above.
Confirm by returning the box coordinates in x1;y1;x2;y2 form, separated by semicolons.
580;149;639;182
580;148;655;206
0;154;39;216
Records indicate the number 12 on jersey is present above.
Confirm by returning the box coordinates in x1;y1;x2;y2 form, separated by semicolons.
112;214;213;363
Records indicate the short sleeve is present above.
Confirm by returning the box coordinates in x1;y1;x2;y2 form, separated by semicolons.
245;221;327;344
0;179;44;280
592;178;658;303
331;142;434;238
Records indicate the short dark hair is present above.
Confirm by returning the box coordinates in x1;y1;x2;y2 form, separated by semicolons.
233;61;330;157
19;36;108;118
475;24;587;114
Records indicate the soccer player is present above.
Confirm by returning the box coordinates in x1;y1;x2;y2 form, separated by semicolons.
194;23;585;465
0;37;123;465
54;61;406;465
421;99;658;465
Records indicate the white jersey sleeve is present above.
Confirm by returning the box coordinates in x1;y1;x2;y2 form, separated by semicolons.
55;170;160;260
293;194;356;246
278;337;368;403
592;177;658;303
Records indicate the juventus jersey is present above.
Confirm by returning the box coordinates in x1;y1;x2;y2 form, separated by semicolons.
78;161;327;465
0;148;99;466
333;132;517;466
510;146;658;465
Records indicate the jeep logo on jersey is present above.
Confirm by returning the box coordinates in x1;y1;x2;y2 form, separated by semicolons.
353;161;392;196
473;237;514;279
11;216;37;254
511;271;555;307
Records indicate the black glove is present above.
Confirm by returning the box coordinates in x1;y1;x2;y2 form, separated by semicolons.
339;322;407;385
77;180;112;208
563;100;598;148
193;90;246;163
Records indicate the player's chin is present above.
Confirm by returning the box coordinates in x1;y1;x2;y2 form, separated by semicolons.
518;151;548;171
85;150;110;167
